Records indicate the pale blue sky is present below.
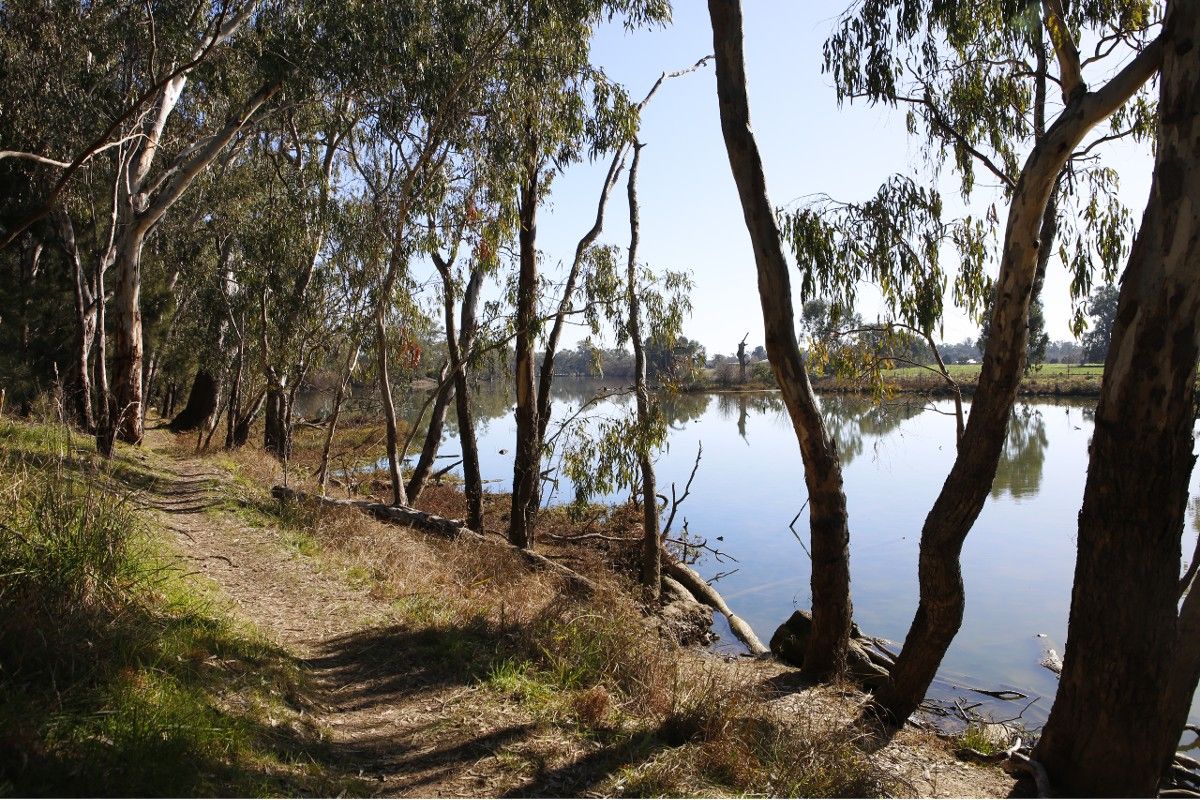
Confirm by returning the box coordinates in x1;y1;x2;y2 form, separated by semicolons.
477;2;1156;357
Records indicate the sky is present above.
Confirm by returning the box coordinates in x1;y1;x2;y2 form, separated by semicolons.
453;2;1158;358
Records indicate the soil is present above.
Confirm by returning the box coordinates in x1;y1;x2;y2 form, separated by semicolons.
134;429;1020;798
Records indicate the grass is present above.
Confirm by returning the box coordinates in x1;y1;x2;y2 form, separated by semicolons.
0;418;365;797
247;482;899;797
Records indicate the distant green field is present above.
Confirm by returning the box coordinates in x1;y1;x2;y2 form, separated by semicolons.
885;363;1105;381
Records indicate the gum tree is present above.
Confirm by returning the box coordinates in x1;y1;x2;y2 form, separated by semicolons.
822;0;1163;723
1034;2;1200;793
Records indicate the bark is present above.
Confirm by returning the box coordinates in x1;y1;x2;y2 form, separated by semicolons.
433;249;485;531
317;339;361;495
263;387;291;459
230;387;265;448
510;159;541;548
94;246;115;458
406;362;455;502
376;305;408;507
625;144;660;598
224;324;245;449
54;209;96;432
868;22;1165;726
455;267;485;533
1035;6;1200;794
167;370;219;432
708;0;852;680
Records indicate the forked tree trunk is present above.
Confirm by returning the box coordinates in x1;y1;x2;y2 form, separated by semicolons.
317;339;361;495
1036;6;1199;794
406;362;455;502
510;160;541;549
867;20;1165;726
625;144;661;599
708;0;852;679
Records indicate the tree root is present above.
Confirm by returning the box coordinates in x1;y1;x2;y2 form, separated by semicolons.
1003;749;1051;798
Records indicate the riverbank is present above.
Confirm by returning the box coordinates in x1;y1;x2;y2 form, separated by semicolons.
677;363;1107;397
0;415;1017;797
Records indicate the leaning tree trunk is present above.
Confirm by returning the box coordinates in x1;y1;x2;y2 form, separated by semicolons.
1035;6;1199;794
708;0;852;679
867;23;1165;726
406;362;455;502
625;143;661;599
510;160;541;549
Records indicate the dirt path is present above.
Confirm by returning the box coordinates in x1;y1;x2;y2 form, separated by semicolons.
131;441;1015;799
137;450;553;797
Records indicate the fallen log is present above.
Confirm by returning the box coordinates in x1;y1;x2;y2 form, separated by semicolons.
663;557;769;655
271;486;597;595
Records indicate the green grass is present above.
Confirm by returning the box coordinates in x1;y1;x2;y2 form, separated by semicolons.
885;362;1106;380
0;418;366;797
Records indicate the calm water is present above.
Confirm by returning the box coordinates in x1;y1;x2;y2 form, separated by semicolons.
301;379;1200;734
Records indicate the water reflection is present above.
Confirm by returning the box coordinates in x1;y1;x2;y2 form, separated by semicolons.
993;405;1049;500
298;378;1200;730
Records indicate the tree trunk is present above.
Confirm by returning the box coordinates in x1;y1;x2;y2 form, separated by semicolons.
868;22;1165;726
109;228;146;444
94;251;115;458
55;209;96;432
454;267;485;532
230;387;265;448
225;336;244;449
625;144;661;599
168;370;219;432
264;385;291;460
708;0;852;680
376;308;408;507
317;339;361;495
510;160;541;549
1036;6;1200;794
406;362;455;502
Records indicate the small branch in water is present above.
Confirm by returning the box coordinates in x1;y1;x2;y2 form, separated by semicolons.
789;497;810;531
662;441;702;539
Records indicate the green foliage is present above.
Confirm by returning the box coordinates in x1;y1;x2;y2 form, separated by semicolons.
781;176;994;333
1081;283;1120;363
821;0;1157;340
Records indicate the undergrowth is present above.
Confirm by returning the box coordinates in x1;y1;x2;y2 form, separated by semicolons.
0;419;363;797
261;488;896;798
